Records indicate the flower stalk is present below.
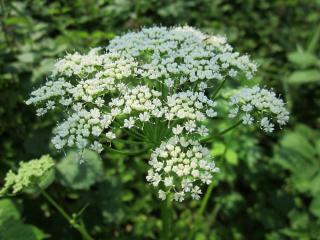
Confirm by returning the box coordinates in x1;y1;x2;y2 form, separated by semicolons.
161;196;172;240
39;187;94;240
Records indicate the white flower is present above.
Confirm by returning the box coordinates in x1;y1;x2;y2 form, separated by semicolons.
92;126;102;136
242;104;253;112
158;190;166;200
139;112;150;122
105;131;116;140
165;78;174;87
206;109;217;117
90;141;103;153
164;176;174;187
260;117;275;132
191;186;202;200
184;120;197;133
197;125;209;136
174;192;185;202
242;114;253;125
172;125;184;135
181;178;193;192
124;117;135;128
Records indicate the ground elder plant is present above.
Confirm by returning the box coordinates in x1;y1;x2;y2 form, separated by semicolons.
23;26;289;238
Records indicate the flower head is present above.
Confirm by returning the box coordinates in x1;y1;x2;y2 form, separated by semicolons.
228;86;289;132
25;26;288;201
0;155;55;195
146;136;218;201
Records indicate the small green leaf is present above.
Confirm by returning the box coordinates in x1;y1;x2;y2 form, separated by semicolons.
225;150;238;165
287;70;320;84
17;52;35;63
211;142;226;156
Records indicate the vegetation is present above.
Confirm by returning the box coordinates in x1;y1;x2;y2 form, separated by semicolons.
1;1;320;239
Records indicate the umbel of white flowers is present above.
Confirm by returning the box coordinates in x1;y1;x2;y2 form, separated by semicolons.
26;26;289;201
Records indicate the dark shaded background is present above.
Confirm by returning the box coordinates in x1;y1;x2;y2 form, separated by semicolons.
1;1;320;239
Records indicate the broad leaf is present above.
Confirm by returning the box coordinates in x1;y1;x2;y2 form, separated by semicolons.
0;219;47;240
56;149;104;190
0;199;21;224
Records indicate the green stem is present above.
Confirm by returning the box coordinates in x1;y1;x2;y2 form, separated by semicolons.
210;78;227;100
161;197;172;240
39;188;94;240
200;120;242;143
113;138;148;145
106;146;150;155
188;180;217;240
198;180;216;216
218;120;242;136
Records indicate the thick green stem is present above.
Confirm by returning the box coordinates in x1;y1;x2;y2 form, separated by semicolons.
39;188;94;240
161;197;172;240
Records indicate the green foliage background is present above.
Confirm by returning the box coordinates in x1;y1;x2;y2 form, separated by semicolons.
1;0;320;239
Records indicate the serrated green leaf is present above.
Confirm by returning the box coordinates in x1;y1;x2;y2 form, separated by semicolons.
287;70;320;84
56;149;104;190
287;51;319;67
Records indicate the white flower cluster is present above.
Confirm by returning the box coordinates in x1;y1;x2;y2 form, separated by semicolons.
147;136;218;201
229;86;289;132
26;26;287;201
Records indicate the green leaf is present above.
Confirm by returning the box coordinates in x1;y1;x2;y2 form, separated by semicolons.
0;199;21;224
310;195;320;218
211;142;226;156
0;199;47;240
225;149;238;165
56;149;104;190
287;51;319;67
287;70;320;84
316;140;320;156
0;219;47;240
273;125;320;195
281;132;316;160
17;52;35;63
